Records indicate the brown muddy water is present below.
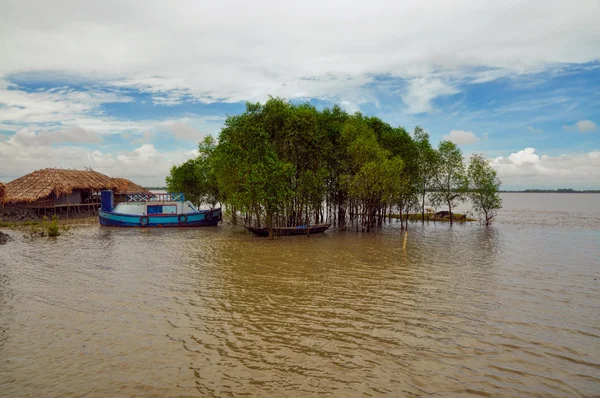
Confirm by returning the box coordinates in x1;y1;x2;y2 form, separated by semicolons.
0;194;599;397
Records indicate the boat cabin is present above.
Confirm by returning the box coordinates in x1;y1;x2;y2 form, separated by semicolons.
112;200;201;216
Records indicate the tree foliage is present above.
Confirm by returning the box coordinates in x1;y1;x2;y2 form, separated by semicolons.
166;97;502;234
468;154;502;225
166;136;220;207
430;141;467;225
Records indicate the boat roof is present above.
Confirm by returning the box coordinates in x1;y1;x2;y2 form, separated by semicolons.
125;193;185;202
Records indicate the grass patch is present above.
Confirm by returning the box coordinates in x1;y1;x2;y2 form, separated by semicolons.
27;215;72;238
0;215;97;229
0;220;40;228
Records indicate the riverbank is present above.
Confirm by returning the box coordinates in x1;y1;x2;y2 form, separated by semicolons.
0;205;99;224
0;212;478;230
0;215;97;229
390;213;477;222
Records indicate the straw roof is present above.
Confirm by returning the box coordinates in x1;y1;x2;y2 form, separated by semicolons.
111;178;151;195
0;182;5;204
4;168;117;204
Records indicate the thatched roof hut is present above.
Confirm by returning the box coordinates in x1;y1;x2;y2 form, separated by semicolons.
0;182;6;205
4;168;116;206
111;178;151;195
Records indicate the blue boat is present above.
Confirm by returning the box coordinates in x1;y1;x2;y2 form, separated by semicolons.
98;190;221;227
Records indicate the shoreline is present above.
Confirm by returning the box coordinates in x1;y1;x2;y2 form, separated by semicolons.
0;215;98;229
0;213;478;230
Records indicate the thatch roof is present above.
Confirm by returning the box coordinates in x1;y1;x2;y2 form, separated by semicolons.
4;168;117;204
0;182;5;204
111;178;151;195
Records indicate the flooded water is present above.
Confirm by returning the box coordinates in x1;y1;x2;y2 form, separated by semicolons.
0;193;599;397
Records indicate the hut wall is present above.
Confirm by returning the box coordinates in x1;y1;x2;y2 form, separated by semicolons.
14;197;55;209
55;190;83;205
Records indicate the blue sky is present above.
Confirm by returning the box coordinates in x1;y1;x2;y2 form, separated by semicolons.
1;0;599;188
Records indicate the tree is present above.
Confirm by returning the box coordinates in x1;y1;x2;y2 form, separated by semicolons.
166;159;203;206
166;135;220;207
413;126;438;223
431;141;467;225
468;154;502;226
167;97;503;234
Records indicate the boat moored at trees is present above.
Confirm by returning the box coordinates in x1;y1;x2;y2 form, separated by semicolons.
98;191;221;227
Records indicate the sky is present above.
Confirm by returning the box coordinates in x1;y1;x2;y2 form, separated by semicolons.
0;0;599;189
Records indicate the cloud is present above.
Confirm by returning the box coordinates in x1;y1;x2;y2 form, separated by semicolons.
8;126;102;146
576;120;597;133
0;130;196;186
491;148;600;187
0;83;133;128
1;0;599;109
0;79;226;144
167;122;205;142
527;126;543;133
442;130;479;145
130;132;154;146
401;78;458;114
1;1;599;187
563;119;598;133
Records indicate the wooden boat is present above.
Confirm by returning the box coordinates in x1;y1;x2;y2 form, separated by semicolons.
246;223;332;237
98;191;220;227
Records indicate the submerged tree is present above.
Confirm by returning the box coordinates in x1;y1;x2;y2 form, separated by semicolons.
166;97;502;233
166;136;220;207
430;141;467;225
413;126;439;223
468;154;502;226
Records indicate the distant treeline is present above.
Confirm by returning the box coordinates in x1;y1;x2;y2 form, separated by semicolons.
166;98;503;234
501;189;600;193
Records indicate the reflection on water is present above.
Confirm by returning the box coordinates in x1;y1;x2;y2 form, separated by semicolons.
0;195;599;397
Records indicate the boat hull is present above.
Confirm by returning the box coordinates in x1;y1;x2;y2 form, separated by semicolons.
99;208;221;227
246;223;331;237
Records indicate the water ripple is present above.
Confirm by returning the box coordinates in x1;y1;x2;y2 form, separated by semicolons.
0;201;599;396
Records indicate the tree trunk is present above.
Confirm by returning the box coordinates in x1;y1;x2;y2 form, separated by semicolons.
421;191;426;224
231;205;237;225
399;208;404;230
448;202;453;226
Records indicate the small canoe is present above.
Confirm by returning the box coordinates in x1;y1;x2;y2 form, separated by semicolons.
246;223;332;237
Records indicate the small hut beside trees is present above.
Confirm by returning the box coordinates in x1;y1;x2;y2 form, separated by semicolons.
2;168;148;216
166;97;502;235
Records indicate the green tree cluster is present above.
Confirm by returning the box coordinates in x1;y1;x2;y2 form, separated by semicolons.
167;97;502;234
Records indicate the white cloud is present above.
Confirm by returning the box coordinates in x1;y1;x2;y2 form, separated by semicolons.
0;0;598;109
401;78;458;114
8;127;102;146
0;79;226;144
576;120;597;133
0;84;133;127
338;100;361;114
130;132;154;146
563;119;598;133
491;148;600;187
164;117;224;141
442;130;479;145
